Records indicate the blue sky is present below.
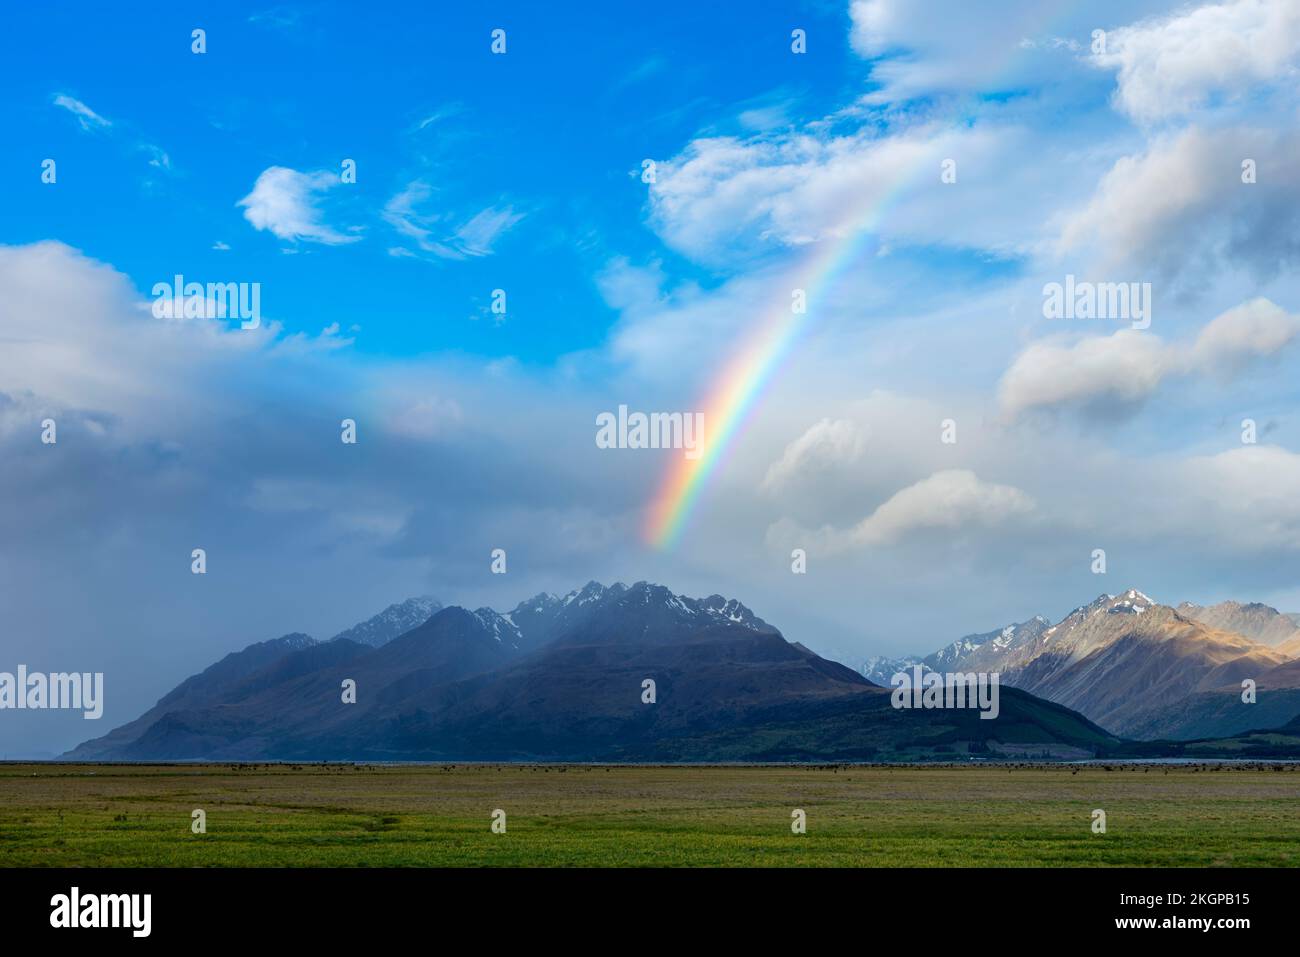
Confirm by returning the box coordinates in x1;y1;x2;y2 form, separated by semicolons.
4;0;1300;754
1;1;862;362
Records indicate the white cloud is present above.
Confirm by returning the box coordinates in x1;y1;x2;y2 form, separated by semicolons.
761;418;867;494
998;329;1173;419
0;242;281;433
648;122;1040;264
382;182;457;258
453;205;523;256
772;469;1035;553
848;0;1170;101
1056;126;1300;287
139;143;171;170
1092;0;1300;123
1058;127;1220;272
383;181;521;260
998;297;1300;418
1191;297;1300;371
853;469;1035;545
52;94;110;131
52;95;172;179
272;320;356;356
238;166;359;245
413;103;465;131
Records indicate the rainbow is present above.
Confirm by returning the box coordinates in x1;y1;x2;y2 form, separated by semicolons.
643;4;1074;549
644;156;927;549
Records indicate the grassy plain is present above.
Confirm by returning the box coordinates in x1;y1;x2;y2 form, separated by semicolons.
2;762;1297;867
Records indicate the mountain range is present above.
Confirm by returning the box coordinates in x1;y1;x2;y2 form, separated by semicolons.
861;589;1300;741
67;582;1300;762
70;581;1129;762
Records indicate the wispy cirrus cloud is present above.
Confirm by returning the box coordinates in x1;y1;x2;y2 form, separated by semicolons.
52;92;172;179
412;103;465;132
383;180;522;260
248;6;302;30
52;93;110;131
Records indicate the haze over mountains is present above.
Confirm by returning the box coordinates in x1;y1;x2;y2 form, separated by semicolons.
864;589;1300;740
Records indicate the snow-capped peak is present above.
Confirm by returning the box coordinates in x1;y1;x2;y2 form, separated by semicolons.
472;608;523;645
328;595;443;648
1104;589;1157;616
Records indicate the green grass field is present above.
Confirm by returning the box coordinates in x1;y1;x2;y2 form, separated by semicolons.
2;763;1297;867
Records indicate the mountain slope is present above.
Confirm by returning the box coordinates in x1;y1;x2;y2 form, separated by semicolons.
70;607;520;761
923;615;1052;672
861;655;921;685
910;590;1289;739
1177;600;1300;649
1123;656;1300;740
69;633;318;760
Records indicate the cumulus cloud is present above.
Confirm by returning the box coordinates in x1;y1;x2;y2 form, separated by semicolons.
998;329;1173;420
0;241;280;432
761;418;867;494
1191;297;1300;371
998;297;1300;419
238;166;359;245
770;469;1035;553
1091;0;1300;123
1057;126;1300;287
